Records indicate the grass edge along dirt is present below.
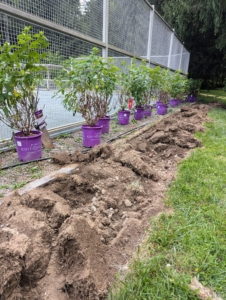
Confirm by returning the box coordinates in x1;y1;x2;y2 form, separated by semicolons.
109;93;226;299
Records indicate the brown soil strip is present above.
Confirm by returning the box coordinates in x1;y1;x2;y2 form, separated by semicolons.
0;104;213;299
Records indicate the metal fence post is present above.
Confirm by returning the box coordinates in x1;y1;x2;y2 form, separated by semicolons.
147;5;155;66
102;0;109;60
167;29;174;68
179;43;184;71
47;69;50;90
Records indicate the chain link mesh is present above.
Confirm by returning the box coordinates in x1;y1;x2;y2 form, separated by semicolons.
150;13;172;67
170;35;183;71
0;0;103;40
108;0;150;57
0;0;190;141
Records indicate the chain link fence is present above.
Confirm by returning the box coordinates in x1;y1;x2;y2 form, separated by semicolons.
0;0;190;142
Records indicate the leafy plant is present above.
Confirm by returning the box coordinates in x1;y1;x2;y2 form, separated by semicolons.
29;165;43;178
0;170;6;177
170;70;188;99
56;133;72;139
55;47;118;126
30;166;39;173
12;180;28;189
126;60;149;108
158;69;172;104
116;62;130;111
145;66;162;105
75;137;82;142
131;118;138;124
116;62;162;110
31;171;43;179
0;184;10;190
187;78;203;96
0;26;49;136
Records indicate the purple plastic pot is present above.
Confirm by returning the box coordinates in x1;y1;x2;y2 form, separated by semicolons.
143;105;152;117
118;110;130;125
95;116;110;134
157;104;168;115
191;95;197;102
186;95;197;103
185;96;192;102
134;107;144;120
81;125;102;148
177;99;183;105
156;101;162;108
14;130;42;162
169;99;178;107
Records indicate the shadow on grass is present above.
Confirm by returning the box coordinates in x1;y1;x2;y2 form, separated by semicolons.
198;89;226;106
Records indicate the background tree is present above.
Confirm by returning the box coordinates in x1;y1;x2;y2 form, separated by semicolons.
149;0;226;88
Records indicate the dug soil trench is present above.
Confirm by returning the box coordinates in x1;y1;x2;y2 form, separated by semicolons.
0;104;213;300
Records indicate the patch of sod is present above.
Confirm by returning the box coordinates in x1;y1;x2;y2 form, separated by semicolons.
109;108;226;299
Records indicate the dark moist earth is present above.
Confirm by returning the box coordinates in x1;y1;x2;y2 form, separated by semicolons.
0;104;213;300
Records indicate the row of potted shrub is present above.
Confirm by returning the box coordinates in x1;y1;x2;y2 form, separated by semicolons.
0;27;202;161
55;48;201;147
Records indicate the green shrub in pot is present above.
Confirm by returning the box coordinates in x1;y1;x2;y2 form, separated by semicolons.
187;78;203;97
158;68;172;105
0;26;49;136
126;60;149;108
169;70;188;100
0;26;49;161
143;65;162;106
116;61;131;111
55;47;118;127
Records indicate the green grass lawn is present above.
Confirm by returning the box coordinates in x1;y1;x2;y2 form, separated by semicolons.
199;89;226;105
109;91;226;299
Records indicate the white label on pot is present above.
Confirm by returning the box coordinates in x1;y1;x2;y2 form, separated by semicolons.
20;143;42;152
17;141;22;147
37;116;45;125
86;134;101;139
124;114;127;117
135;110;137;112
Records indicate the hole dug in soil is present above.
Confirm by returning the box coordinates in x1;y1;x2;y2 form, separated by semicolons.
0;104;213;300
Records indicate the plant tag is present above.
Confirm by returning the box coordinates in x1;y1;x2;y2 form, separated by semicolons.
34;110;45;125
34;109;46;129
36;116;45;125
39;122;46;130
128;98;133;109
34;110;43;119
17;141;22;146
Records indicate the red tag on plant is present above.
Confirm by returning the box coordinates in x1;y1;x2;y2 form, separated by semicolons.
128;98;133;109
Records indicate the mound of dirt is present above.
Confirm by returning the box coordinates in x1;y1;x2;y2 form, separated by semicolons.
0;104;212;299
